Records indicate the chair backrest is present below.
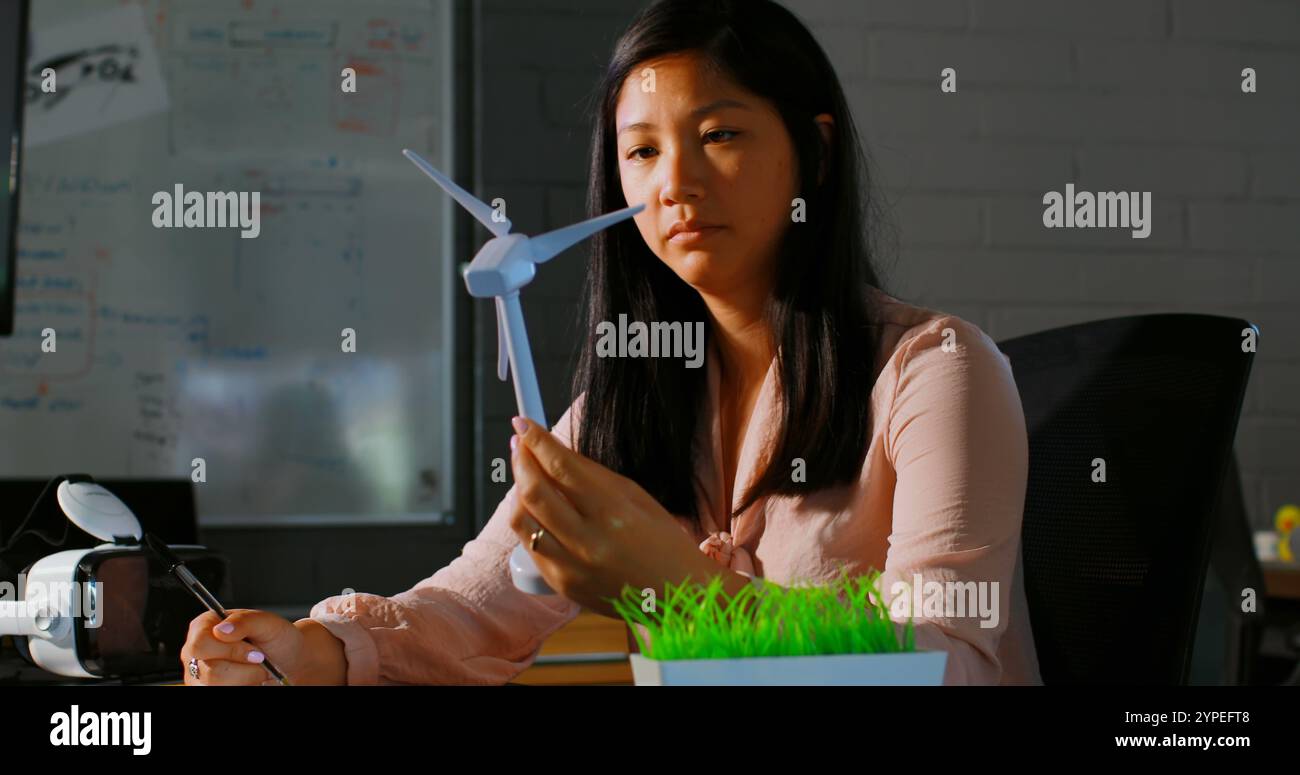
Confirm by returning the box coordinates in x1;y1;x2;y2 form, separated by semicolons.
998;315;1255;684
1207;454;1267;684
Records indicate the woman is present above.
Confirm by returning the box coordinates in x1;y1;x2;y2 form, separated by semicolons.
181;0;1041;686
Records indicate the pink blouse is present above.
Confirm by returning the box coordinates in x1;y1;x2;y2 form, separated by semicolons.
305;288;1042;685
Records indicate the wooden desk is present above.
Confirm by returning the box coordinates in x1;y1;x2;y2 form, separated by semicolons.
1262;560;1300;601
511;611;634;686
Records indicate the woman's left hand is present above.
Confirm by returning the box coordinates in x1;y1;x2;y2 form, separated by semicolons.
507;416;725;617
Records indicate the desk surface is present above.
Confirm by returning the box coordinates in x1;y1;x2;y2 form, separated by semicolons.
2;611;634;685
514;612;634;685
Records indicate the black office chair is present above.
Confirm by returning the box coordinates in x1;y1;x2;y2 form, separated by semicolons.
1206;454;1267;684
998;315;1256;684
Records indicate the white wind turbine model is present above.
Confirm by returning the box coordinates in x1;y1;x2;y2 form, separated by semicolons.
402;149;645;595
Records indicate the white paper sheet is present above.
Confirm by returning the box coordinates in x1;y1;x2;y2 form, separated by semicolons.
24;5;170;148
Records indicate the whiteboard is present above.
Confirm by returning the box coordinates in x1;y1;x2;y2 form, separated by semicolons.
0;0;459;526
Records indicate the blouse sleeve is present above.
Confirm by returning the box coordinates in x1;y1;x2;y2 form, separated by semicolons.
300;403;585;685
879;316;1030;685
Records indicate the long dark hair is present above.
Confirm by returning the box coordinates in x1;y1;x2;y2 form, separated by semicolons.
571;0;894;526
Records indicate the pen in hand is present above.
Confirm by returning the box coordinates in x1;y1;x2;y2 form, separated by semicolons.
143;532;291;686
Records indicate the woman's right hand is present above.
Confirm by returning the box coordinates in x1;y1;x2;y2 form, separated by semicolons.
180;609;348;685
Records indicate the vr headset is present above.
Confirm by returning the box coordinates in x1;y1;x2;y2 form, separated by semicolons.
0;474;229;681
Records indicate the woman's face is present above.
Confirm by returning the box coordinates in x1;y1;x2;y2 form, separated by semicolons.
614;52;802;301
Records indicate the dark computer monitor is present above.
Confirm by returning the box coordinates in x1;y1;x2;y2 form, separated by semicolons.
0;0;30;337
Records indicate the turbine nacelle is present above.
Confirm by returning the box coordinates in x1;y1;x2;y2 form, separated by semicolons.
462;234;534;298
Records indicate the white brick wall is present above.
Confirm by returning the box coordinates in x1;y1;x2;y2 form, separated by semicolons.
787;0;1300;530
475;0;1299;532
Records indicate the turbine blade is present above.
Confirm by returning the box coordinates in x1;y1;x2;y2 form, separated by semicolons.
495;298;509;381
402;149;512;238
529;203;644;263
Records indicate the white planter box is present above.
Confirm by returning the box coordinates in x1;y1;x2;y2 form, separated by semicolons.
629;650;948;686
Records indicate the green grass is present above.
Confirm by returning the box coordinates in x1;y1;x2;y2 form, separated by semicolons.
606;567;915;661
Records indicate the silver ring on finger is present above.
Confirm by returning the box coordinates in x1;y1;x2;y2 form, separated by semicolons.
189;657;200;680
